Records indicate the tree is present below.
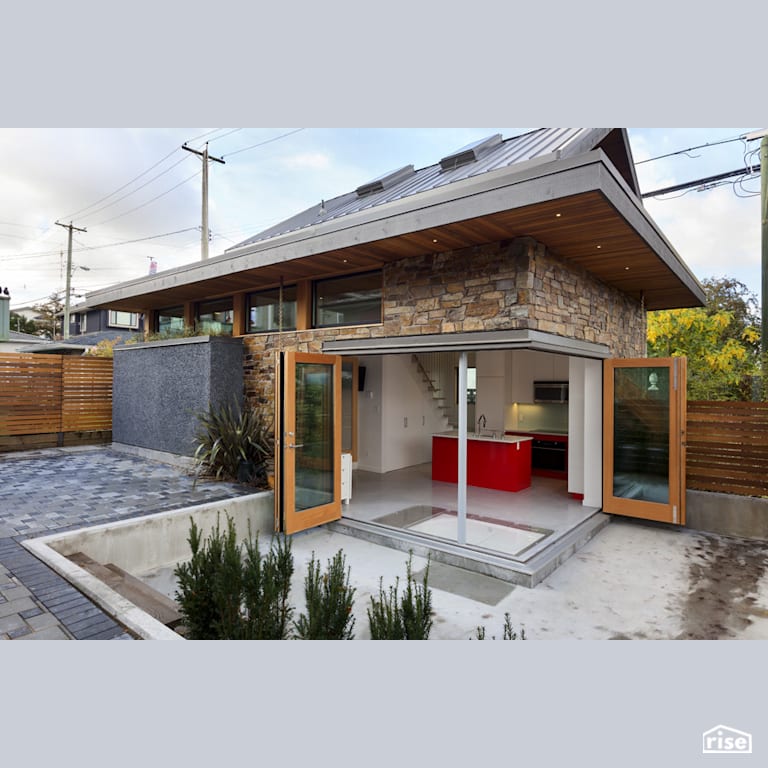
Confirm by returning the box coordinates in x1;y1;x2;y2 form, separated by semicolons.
9;311;40;335
647;277;762;401
32;293;64;340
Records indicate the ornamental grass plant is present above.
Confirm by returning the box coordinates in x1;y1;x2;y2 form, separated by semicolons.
193;401;273;488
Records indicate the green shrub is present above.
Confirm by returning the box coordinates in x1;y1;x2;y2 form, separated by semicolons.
242;533;294;639
368;552;433;640
174;515;294;640
474;613;526;640
294;550;356;639
194;401;273;488
174;515;238;639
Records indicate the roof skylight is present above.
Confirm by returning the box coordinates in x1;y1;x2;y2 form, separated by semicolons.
439;134;503;171
355;165;415;197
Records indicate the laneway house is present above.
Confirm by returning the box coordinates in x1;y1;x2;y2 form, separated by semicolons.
85;128;704;572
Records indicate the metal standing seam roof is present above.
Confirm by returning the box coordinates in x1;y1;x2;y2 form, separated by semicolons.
227;128;595;251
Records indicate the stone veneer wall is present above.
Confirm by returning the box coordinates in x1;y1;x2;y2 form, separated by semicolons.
243;236;646;417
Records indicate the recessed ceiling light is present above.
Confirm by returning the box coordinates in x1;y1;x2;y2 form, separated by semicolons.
625;266;630;271
432;238;438;243
596;245;602;249
555;213;562;218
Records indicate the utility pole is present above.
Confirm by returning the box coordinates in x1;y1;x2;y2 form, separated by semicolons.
762;134;768;361
182;142;225;260
743;130;768;366
55;220;87;340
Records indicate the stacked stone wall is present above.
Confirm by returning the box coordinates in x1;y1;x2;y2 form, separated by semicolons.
243;236;646;414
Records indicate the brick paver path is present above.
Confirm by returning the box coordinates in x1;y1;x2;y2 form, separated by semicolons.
0;446;252;640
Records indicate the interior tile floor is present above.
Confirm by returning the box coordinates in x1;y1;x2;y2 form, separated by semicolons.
343;463;599;561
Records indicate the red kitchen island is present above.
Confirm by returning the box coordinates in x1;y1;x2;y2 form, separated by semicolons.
431;432;533;492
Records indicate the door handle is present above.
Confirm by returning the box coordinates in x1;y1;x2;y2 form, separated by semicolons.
288;443;304;449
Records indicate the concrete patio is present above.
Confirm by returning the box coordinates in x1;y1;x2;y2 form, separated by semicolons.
1;445;767;640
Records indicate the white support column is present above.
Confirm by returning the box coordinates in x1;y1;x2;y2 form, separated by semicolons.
457;351;468;544
583;358;603;508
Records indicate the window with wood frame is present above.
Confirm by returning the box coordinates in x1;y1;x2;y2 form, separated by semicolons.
313;270;382;328
248;285;297;333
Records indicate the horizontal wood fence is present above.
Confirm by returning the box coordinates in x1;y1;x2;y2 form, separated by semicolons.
0;353;113;452
687;400;768;498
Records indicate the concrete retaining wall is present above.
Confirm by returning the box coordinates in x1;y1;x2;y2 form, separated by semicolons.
686;490;768;541
23;492;274;640
113;335;243;456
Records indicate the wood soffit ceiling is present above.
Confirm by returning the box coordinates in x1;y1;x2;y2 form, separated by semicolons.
102;190;701;313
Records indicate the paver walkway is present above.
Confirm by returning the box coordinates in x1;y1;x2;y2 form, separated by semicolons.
0;446;252;640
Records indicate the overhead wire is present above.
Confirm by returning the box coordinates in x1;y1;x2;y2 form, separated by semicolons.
91;170;202;226
74;154;193;223
635;133;750;164
0;226;200;261
58;128;231;224
60;145;185;221
222;128;305;158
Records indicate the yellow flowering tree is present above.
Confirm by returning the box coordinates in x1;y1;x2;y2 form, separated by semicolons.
647;308;759;399
648;277;762;401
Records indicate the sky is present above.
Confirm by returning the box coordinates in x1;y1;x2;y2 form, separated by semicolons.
0;126;763;312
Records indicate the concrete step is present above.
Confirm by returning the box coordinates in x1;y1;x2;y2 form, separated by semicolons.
329;511;610;588
68;552;183;628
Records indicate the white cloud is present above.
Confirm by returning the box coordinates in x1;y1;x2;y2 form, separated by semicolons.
280;152;331;170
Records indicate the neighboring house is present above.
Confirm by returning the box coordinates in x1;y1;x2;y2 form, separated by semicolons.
64;304;144;345
83;128;705;554
1;296;50;351
8;305;44;323
0;330;51;353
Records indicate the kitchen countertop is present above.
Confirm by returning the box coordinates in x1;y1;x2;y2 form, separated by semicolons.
507;429;568;436
434;431;532;444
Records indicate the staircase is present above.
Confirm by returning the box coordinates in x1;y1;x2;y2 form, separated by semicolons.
412;353;456;428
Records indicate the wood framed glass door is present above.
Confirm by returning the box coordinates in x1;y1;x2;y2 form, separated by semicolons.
277;351;342;534
603;357;687;524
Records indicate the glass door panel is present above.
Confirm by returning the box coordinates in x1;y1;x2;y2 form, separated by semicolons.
280;352;342;534
612;365;670;504
603;357;686;524
295;362;335;511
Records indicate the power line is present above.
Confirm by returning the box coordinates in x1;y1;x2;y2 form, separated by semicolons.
60;146;185;221
641;166;761;198
222;128;306;158
636;133;750;164
74;154;193;223
207;128;242;144
58;129;230;223
92;169;202;226
0;226;200;261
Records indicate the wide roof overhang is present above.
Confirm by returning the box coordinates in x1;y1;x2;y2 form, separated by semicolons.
86;149;705;314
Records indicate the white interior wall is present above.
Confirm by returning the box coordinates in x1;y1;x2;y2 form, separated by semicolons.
583;358;603;508
356;355;383;473
475;351;506;434
380;354;448;473
567;356;603;507
568;357;586;497
357;354;448;474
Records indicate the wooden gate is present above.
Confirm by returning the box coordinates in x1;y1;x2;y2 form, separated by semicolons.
0;353;113;451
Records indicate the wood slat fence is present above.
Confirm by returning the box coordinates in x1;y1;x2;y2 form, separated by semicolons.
686;401;768;498
0;353;113;452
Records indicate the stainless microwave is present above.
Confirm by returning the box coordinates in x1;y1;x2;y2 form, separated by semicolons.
533;381;569;403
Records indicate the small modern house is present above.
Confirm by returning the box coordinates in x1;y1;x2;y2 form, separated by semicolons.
86;128;705;580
